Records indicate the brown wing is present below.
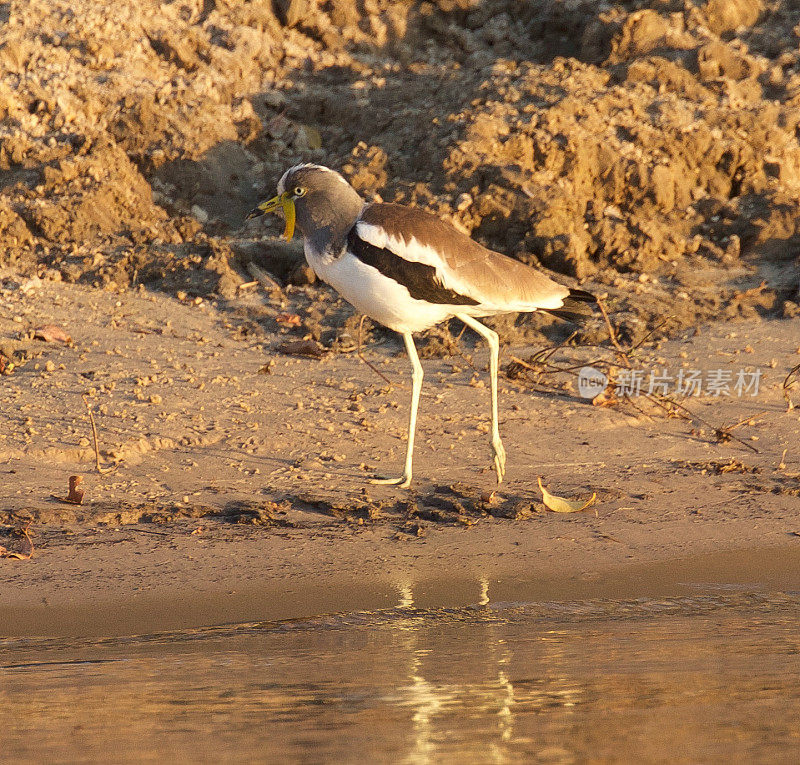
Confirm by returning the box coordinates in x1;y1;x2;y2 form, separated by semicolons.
358;203;569;310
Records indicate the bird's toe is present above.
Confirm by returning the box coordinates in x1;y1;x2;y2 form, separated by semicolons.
370;473;413;489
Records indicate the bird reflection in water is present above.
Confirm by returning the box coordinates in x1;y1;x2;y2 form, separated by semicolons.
387;578;582;762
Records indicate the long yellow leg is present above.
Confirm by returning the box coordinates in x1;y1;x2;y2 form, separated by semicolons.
455;314;506;484
371;332;422;488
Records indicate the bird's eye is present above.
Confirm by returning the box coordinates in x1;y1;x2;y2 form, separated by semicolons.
293;186;306;197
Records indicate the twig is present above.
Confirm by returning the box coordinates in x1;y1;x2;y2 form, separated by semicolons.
246;262;281;291
628;316;674;354
528;331;580;366
0;522;34;559
621;393;655;421
507;353;612;381
357;314;394;387
643;392;759;453
507;314;764;455
723;411;768;432
596;297;628;361
82;397;116;474
446;322;478;371
508;355;543;375
119;527;172;537
783;362;800;410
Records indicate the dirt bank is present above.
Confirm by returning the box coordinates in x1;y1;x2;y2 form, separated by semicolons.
1;0;798;344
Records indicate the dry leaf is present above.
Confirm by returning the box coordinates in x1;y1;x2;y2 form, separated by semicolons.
34;324;72;343
276;339;325;357
538;477;596;513
592;388;618;407
275;313;302;327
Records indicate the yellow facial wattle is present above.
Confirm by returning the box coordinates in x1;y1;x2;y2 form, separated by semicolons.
254;191;296;241
281;195;295;241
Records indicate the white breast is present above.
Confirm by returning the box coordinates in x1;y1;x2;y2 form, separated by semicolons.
304;244;455;334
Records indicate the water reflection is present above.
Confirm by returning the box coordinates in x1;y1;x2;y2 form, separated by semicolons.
2;591;800;762
391;579;585;764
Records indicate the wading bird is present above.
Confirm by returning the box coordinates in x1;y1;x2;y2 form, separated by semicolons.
249;164;594;488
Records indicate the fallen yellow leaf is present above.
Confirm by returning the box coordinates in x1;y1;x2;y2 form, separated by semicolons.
538;477;597;513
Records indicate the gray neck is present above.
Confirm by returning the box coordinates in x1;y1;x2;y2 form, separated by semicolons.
296;186;364;259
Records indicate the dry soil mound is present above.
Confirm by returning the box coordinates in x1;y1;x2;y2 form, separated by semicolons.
1;0;799;343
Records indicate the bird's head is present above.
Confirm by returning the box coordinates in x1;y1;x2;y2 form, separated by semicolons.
247;164;363;242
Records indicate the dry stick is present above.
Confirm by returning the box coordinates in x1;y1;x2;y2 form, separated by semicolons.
508;354;610;380
621;393;655;421
526;335;580;368
529;330;579;362
17;522;34;557
596;297;628;362
534;358;617;376
723;411;769;433
783;362;800;410
528;330;627;374
356;314;394;387
506;355;590;398
507;355;545;374
642;392;759;453
447;321;476;368
447;325;478;372
505;333;583;379
82;396;116;474
512;308;762;453
121;527;172;537
246;262;281;291
0;522;34;559
627;316;674;354
507;329;616;380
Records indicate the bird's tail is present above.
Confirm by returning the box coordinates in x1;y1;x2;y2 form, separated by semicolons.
542;288;597;323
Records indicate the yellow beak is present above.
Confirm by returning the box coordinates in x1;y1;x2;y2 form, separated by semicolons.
247;191;296;241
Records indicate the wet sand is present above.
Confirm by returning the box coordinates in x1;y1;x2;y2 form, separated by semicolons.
3;541;800;638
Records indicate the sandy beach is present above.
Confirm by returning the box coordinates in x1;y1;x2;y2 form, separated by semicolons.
2;276;799;637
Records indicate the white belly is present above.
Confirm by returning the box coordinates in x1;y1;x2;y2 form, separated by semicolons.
305;246;456;334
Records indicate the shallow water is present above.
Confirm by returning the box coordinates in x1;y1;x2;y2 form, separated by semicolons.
3;589;800;763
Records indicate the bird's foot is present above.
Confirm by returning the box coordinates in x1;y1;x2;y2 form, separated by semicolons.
370;473;413;489
491;436;506;485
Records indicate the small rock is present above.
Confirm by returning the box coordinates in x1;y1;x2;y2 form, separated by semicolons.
455;192;473;211
190;205;209;224
289;264;316;285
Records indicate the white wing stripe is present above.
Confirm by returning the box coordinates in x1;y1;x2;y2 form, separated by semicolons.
356;222;447;268
355;219;568;311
